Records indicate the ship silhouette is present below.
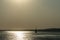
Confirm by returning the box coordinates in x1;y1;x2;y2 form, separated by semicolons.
35;27;38;33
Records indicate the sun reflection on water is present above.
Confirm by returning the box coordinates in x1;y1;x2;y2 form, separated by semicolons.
5;31;33;40
14;31;26;40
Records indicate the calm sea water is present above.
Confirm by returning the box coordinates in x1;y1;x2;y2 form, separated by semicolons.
0;31;60;40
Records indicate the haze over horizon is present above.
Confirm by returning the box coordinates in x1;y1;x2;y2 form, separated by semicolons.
0;0;60;30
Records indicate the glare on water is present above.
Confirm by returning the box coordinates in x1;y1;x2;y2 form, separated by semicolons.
5;31;34;40
1;31;60;40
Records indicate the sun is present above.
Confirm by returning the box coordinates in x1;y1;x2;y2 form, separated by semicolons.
12;0;30;3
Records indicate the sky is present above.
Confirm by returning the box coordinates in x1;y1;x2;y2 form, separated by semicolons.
0;0;60;30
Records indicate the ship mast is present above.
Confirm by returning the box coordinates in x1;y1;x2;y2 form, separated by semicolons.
35;25;37;33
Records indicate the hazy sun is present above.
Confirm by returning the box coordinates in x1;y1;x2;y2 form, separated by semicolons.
12;0;30;3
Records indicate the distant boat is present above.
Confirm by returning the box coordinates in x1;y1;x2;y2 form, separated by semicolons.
35;27;37;33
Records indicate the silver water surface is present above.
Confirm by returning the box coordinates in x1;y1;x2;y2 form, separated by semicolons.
0;31;60;40
1;31;35;40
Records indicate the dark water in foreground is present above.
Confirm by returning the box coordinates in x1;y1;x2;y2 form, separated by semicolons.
0;31;60;40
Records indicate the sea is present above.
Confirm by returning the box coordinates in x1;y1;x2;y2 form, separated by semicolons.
0;31;60;40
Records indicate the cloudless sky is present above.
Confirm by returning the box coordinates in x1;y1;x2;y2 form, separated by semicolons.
0;0;60;30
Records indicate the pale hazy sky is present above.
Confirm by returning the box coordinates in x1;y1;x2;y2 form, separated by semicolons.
0;0;60;30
